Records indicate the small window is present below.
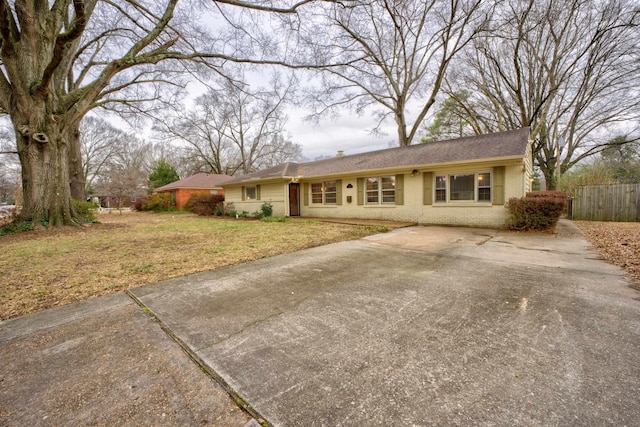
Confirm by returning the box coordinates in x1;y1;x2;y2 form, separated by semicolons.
311;183;323;204
324;181;337;204
381;176;396;204
365;176;395;204
435;175;447;203
170;191;176;206
311;181;337;205
366;177;379;204
477;173;491;202
245;186;257;200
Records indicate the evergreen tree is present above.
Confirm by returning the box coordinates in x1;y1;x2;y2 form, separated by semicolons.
147;159;179;192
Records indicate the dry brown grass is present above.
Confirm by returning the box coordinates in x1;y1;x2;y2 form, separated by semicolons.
574;220;640;287
0;211;383;320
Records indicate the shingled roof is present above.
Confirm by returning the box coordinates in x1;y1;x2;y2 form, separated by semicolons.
224;128;530;185
154;173;234;192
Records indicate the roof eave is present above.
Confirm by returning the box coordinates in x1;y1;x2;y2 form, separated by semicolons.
223;176;297;187
297;155;527;181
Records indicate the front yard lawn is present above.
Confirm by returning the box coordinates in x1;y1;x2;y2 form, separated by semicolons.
0;212;382;320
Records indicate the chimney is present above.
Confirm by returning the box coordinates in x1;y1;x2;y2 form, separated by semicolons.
336;150;345;157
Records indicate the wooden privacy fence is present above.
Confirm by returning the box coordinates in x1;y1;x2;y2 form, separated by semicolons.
572;183;640;221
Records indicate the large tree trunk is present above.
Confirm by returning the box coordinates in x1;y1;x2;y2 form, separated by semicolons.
13;110;79;227
68;126;86;200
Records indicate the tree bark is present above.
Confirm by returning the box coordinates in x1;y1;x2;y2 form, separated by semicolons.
13;109;77;227
68;125;86;200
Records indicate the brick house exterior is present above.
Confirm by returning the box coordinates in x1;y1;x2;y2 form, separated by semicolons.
222;128;533;228
154;173;233;210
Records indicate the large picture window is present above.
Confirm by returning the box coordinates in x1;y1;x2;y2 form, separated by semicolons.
450;174;475;201
365;176;395;204
311;181;337;204
434;172;491;203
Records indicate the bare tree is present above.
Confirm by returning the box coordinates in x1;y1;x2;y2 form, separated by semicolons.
0;0;322;227
156;70;302;175
94;136;150;208
303;0;489;146
80;116;129;195
442;0;640;188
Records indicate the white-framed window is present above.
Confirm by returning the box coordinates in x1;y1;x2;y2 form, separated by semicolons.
477;172;491;202
434;172;492;203
435;175;447;202
311;181;337;204
365;176;396;204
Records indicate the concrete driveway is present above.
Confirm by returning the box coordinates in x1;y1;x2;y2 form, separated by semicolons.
1;221;639;426
129;221;639;426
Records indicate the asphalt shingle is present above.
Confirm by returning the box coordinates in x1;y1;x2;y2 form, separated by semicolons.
225;128;529;184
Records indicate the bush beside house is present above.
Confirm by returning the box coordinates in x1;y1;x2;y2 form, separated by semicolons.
507;191;567;231
186;194;225;216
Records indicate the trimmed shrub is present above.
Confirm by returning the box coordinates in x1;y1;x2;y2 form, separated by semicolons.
186;193;225;216
525;191;568;212
72;200;98;223
507;196;565;231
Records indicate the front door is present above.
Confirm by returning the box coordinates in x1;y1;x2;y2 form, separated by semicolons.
289;183;300;216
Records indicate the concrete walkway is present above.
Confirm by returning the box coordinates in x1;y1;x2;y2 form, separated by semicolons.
2;220;639;426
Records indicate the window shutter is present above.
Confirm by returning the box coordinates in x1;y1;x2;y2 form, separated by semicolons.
423;172;433;205
493;166;505;205
256;185;261;200
303;183;309;206
395;174;404;205
241;186;245;201
336;180;342;205
357;178;364;205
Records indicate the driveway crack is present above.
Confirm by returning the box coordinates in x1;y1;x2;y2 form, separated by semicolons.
125;290;272;427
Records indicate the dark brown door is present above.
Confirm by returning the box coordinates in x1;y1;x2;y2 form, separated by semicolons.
289;183;300;216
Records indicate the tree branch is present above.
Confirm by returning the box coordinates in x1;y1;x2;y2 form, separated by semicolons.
214;0;322;14
0;0;18;57
34;0;88;99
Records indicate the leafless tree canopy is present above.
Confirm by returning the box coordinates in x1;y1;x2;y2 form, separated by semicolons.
155;69;302;175
440;0;640;188
299;0;490;146
0;0;638;224
0;0;321;225
80;116;131;192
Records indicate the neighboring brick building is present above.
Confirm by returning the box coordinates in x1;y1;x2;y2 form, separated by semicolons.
222;128;533;228
154;173;233;210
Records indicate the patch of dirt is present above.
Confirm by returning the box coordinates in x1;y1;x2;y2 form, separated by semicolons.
574;221;640;287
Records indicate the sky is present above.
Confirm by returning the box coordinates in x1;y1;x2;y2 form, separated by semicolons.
183;72;401;163
285;107;397;161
